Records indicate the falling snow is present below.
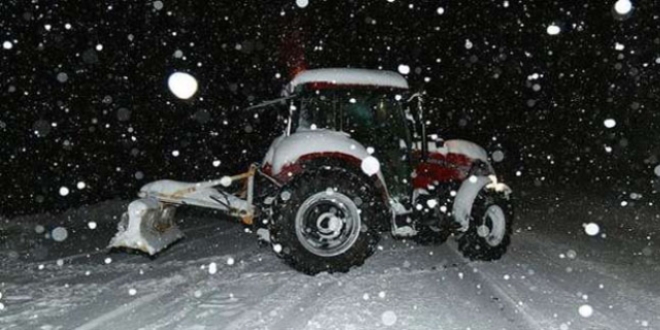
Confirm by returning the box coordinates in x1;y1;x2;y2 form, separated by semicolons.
604;118;616;128
614;0;632;15
208;262;218;274
361;156;381;176
220;176;232;187
578;304;594;318
59;186;70;196
51;227;68;242
584;222;600;236
56;72;69;83
296;0;309;9
168;72;199;99
546;24;561;35
492;150;505;162
381;311;398;326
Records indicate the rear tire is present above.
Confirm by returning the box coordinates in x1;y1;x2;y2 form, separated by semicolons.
457;189;513;261
269;165;381;275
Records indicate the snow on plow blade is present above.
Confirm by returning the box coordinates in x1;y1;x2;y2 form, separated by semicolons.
109;198;184;255
109;165;258;255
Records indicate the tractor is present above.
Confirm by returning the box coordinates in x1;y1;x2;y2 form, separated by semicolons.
110;68;513;275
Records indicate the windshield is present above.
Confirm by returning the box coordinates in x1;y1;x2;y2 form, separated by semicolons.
299;91;408;135
298;91;412;197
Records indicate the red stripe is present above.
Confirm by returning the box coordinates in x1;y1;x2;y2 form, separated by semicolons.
262;152;390;203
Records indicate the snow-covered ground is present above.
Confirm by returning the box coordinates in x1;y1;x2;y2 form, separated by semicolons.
0;186;658;330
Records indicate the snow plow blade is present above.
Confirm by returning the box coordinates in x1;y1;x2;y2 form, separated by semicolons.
108;198;184;255
109;165;260;255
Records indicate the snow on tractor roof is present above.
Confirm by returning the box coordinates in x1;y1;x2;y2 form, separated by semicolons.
287;68;409;93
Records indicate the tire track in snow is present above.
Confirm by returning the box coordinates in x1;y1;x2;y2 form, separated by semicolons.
1;223;251;330
261;278;339;330
447;243;547;330
138;261;282;329
73;291;168;330
457;231;657;330
59;263;210;330
0;265;159;330
71;237;273;330
498;232;660;330
155;274;286;330
221;276;337;330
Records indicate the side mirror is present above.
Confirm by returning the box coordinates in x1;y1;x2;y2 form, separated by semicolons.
408;92;428;160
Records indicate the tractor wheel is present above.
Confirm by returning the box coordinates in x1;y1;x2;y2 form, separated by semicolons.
269;165;381;275
457;189;513;261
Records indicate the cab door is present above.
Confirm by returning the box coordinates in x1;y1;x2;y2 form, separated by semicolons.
339;92;414;202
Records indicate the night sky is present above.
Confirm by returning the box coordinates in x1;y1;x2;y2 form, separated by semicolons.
1;0;659;216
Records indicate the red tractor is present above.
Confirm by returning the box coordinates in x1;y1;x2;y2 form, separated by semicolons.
110;68;513;275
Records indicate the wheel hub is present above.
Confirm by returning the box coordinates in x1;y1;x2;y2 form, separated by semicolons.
315;212;343;239
295;191;361;257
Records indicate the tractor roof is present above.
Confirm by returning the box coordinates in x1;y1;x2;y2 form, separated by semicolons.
287;68;409;94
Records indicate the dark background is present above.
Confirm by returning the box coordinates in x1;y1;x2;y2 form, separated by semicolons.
1;0;659;217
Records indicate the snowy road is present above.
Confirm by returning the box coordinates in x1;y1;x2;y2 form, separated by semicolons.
1;187;658;330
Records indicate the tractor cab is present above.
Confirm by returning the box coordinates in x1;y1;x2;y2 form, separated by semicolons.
285;69;420;203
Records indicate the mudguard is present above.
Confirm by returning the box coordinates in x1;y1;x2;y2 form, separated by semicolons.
452;175;512;232
261;129;389;195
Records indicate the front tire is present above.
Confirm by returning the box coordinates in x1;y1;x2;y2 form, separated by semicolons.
269;165;381;275
457;189;513;261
